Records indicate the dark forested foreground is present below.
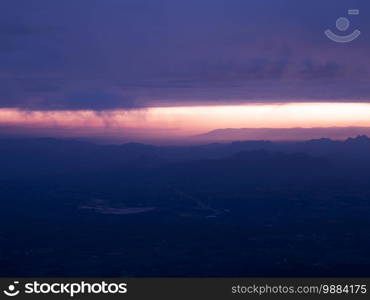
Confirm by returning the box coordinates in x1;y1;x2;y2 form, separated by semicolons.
1;136;370;276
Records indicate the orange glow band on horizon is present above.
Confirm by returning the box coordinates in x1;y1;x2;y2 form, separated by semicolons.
1;102;370;135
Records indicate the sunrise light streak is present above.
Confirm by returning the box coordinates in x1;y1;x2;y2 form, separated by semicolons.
1;102;370;136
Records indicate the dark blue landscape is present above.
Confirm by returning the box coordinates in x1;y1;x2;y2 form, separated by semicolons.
1;136;370;277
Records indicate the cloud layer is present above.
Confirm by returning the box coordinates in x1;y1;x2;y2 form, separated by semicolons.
1;0;370;110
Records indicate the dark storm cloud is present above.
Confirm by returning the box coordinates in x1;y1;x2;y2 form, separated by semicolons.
16;78;61;93
61;90;137;111
0;22;55;37
300;60;344;79
0;0;370;110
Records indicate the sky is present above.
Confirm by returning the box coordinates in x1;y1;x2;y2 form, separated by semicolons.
1;0;370;142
